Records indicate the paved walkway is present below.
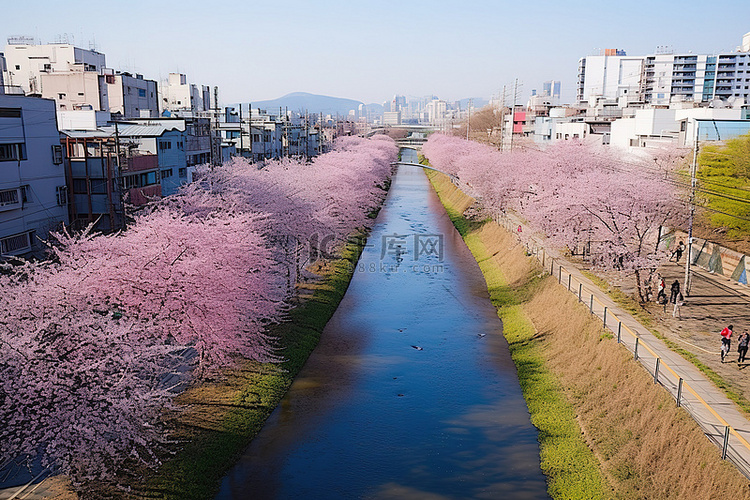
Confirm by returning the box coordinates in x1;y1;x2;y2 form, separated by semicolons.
500;214;750;478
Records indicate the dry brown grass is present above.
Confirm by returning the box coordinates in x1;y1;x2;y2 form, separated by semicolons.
429;170;750;499
526;284;750;499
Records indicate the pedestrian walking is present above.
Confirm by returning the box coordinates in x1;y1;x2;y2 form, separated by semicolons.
657;277;667;305
721;324;734;363
738;331;750;363
670;241;686;262
672;292;684;319
669;280;680;308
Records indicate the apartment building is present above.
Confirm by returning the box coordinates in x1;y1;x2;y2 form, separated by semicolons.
576;49;644;104
0;94;68;256
577;32;750;106
103;71;159;119
3;39;158;119
2;39;106;95
160;73;210;115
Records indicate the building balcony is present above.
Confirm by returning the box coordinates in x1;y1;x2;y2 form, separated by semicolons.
123;154;158;173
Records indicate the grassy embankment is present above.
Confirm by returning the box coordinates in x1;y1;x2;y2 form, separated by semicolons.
426;169;750;499
676;131;750;254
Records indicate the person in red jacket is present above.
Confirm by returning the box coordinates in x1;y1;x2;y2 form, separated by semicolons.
721;325;734;363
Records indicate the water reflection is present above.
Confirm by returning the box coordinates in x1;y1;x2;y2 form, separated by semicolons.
215;149;547;499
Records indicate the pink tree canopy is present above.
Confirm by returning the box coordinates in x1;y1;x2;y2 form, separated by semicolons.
0;135;397;489
423;134;687;301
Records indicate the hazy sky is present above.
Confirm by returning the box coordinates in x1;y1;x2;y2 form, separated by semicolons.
3;0;750;106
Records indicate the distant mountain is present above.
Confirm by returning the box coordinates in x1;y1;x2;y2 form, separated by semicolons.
251;92;364;117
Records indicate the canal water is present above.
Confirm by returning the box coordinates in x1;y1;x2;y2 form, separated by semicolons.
215;149;547;499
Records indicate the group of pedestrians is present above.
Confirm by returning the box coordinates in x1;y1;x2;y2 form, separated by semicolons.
656;242;749;366
656;276;684;319
720;325;750;364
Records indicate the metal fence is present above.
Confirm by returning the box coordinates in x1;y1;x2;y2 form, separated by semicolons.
496;215;750;480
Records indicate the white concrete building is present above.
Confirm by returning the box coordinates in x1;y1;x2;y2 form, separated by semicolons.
39;68;109;112
0;94;68;256
609;107;746;149
609;108;679;149
104;71;159;118
3;40;105;95
57;109;112;130
576;49;644;104
160;73;209;115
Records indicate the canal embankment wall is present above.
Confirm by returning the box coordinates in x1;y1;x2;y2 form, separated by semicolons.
426;170;750;499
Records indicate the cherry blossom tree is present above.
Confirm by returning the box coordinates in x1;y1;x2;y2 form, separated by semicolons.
0;258;180;488
0;135;397;490
423;134;688;301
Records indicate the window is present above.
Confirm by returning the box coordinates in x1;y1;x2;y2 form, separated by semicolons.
14;65;20;70
138;89;146;98
20;185;30;203
178;167;187;178
0;143;26;162
58;93;66;100
105;75;115;85
122;174;138;189
161;168;173;179
159;141;172;150
0;108;21;118
0;188;20;207
56;186;68;206
145;172;157;185
73;179;88;194
52;145;63;164
0;232;32;255
90;179;107;194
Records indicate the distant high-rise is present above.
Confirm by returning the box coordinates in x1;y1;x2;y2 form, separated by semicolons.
542;80;561;105
391;94;406;113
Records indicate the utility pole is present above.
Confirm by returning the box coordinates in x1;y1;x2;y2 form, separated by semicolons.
113;120;124;229
499;84;507;151
239;103;243;157
509;78;518;152
466;98;472;140
213;86;220;166
248;104;253;162
684;120;700;296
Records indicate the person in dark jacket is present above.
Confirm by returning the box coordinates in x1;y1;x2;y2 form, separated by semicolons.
738;331;749;363
669;280;681;305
